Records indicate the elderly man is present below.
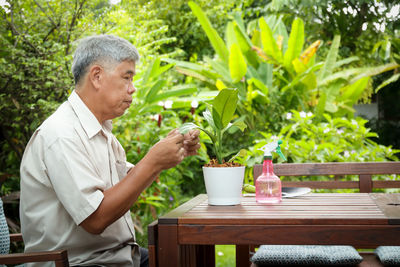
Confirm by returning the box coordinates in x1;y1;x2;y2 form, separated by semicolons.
19;35;200;267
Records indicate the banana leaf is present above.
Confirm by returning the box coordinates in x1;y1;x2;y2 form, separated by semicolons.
229;43;247;83
188;1;229;64
318;35;340;81
283;18;304;71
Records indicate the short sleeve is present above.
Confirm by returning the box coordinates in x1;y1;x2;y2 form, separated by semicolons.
44;137;105;225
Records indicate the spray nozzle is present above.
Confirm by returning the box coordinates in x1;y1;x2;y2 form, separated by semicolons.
259;140;287;161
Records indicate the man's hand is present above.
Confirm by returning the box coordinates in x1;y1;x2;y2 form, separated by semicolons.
183;129;200;157
146;129;185;172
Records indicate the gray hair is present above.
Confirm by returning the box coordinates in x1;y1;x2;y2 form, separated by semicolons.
71;35;140;85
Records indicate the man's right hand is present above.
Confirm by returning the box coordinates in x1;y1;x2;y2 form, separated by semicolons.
145;129;185;172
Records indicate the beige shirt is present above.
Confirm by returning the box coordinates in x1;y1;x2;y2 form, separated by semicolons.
20;91;139;267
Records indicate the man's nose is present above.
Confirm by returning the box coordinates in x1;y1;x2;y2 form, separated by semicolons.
128;83;136;94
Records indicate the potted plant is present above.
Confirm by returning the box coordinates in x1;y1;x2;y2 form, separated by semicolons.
180;88;247;205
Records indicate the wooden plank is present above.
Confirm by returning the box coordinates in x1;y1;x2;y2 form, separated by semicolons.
254;162;400;177
253;162;400;191
179;245;215;267
0;250;68;265
148;245;157;267
159;194;207;224
373;180;400;188
9;233;23;242
180;245;196;267
282;181;359;189
371;193;400;224
179;194;387;225
236;245;250;267
148;220;158;267
158;224;179;267
178;225;400;248
359;174;372;193
196;245;215;266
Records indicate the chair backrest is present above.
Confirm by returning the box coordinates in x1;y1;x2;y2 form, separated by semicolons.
0;197;69;266
0;198;10;255
253;161;400;193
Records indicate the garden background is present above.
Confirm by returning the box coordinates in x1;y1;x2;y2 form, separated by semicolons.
1;0;399;265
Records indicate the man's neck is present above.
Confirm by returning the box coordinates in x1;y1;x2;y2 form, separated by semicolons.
75;87;105;124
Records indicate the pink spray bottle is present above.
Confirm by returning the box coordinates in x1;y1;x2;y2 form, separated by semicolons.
256;140;286;204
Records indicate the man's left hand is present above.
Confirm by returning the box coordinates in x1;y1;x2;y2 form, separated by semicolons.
183;129;200;157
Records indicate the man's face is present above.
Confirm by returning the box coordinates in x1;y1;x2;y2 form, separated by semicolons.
99;60;136;121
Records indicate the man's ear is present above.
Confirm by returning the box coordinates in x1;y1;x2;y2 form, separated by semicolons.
88;65;103;90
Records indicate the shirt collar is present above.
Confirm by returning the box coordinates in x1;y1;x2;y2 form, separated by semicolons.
68;90;112;139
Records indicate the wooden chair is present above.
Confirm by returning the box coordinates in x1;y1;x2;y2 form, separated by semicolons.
0;198;69;267
253;161;400;193
246;161;400;267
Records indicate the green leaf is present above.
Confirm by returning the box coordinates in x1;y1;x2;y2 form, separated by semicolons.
319;67;362;86
179;122;216;144
145;79;167;102
334;56;359;69
212;88;238;130
229;43;247;83
339;77;370;106
225;22;237;51
318;35;340;81
281;62;323;92
142;58;160;85
228;149;247;162
249;77;269;96
233;22;259;69
315;91;327;117
259;17;282;63
292;58;317;89
225;117;247;133
162;58;205;72
188;1;229;64
149;85;198;103
349;63;399;84
375;73;400;93
204;57;231;82
179;122;200;134
202;109;215;129
283;18;304;70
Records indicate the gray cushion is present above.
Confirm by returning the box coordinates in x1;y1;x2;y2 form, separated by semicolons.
251;245;363;266
0;198;10;255
375;246;400;266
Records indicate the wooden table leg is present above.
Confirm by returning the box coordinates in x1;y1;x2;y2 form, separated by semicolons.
180;244;215;266
158;224;179;267
236;245;251;267
197;245;215;266
148;220;158;267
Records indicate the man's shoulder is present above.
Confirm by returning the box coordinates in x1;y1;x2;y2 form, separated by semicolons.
38;102;80;143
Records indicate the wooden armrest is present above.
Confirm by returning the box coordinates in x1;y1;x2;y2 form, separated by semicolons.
0;249;69;266
10;233;23;242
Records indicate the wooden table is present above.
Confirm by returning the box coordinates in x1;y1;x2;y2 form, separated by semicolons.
155;193;400;267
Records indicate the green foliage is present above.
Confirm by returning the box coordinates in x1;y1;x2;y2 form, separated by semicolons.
180;88;247;164
168;5;399;136
238;110;400;184
264;0;399;60
0;0;101;186
261;0;400;102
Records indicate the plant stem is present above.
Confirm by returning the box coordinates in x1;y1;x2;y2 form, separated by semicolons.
216;131;223;164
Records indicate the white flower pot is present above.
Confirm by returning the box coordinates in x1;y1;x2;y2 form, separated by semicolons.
202;166;245;205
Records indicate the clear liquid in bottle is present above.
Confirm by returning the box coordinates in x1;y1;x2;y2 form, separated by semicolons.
255;158;282;203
